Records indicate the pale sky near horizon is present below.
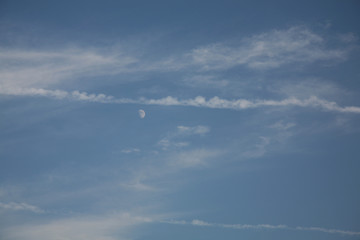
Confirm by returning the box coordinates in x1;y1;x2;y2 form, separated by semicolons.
1;1;360;239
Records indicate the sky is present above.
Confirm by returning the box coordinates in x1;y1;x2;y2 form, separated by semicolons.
0;0;360;239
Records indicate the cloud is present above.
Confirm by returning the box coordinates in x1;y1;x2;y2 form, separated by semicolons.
141;95;360;113
177;125;210;135
157;125;209;150
191;219;214;226
270;121;296;131
121;148;140;154
169;149;220;168
189;26;350;70
294;226;360;236
166;219;360;236
0;26;354;93
120;181;158;192
273;79;349;100
3;213;154;240
158;138;189;150
338;32;358;43
0;48;137;89
6;214;359;240
242;136;270;158
0;201;44;214
2;86;360;114
182;75;229;88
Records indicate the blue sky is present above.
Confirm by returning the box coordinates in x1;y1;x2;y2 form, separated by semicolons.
1;0;360;239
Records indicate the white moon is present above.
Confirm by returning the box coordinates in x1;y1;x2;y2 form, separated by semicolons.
138;109;145;119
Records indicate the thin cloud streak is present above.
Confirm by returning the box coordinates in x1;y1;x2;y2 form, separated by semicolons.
1;87;360;114
164;219;360;236
0;201;44;214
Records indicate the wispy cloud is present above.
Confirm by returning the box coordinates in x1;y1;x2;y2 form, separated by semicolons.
177;125;210;135
158;138;189;150
242;136;270;158
0;48;137;89
157;125;210;150
0;201;44;214
165;219;360;236
182;75;229;88
120;181;159;192
3;213;154;240
270;121;296;131
189;26;350;70
0;26;354;92
121;148;141;154
168;149;220;168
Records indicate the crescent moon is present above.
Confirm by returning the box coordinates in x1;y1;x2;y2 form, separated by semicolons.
138;109;145;119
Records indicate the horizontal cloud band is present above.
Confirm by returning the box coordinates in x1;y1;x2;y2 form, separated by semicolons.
163;219;360;236
1;87;360;113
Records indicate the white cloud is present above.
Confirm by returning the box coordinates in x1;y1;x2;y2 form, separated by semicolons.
295;226;360;236
169;149;220;168
338;32;358;43
166;219;360;236
191;219;214;226
0;201;44;214
220;223;287;230
120;181;158;192
0;48;137;89
0;26;354;94
189;26;349;70
7;215;359;240
2;86;360;114
242;136;270;158
158;138;189;150
177;125;210;135
182;75;229;88
270;121;296;131
3;213;154;240
157;125;209;151
2;82;360;116
139;95;360;113
121;148;140;154
273;79;349;100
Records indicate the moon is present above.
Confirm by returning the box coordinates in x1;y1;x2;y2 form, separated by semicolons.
138;109;145;119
